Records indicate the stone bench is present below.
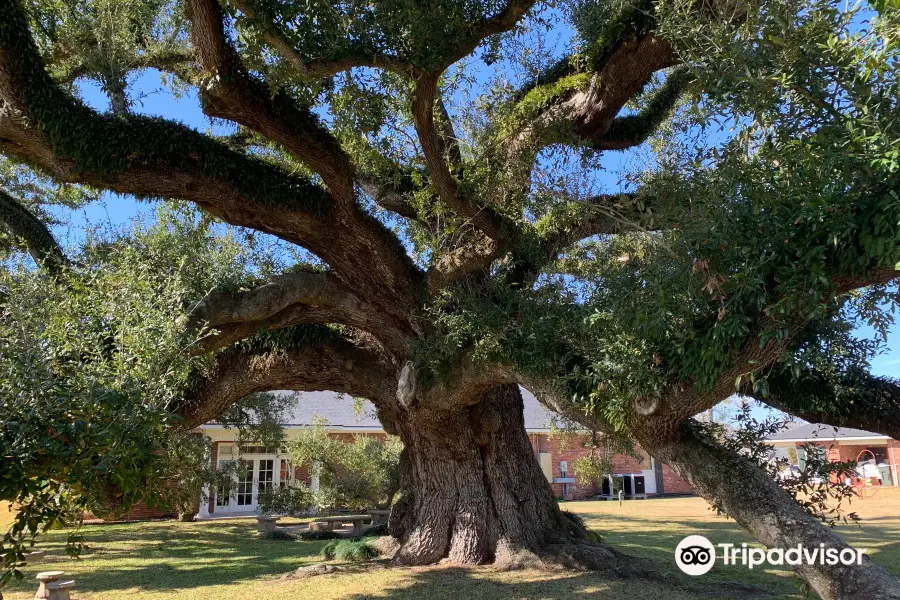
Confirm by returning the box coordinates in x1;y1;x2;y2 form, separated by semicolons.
34;571;65;600
367;509;390;526
311;514;372;536
45;580;75;600
23;550;46;563
256;516;280;534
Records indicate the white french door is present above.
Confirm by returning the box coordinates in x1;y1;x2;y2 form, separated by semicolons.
215;456;277;513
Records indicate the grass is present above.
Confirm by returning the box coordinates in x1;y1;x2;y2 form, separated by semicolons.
0;490;897;599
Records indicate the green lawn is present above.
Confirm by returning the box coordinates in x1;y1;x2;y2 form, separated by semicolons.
2;491;898;600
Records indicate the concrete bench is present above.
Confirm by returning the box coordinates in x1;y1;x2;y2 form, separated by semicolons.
256;516;280;534
23;550;46;563
311;514;372;536
34;571;65;599
367;509;390;526
45;580;75;600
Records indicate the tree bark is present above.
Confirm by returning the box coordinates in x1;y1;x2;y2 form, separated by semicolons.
637;420;900;600
387;384;621;569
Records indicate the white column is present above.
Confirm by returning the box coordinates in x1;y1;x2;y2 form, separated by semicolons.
199;483;211;518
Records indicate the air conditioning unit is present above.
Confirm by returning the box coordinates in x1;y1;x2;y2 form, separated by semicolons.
633;475;646;495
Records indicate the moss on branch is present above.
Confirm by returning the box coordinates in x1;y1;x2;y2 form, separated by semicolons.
0;0;330;215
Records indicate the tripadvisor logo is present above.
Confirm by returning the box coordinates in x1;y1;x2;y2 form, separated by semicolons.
675;535;867;576
676;535;716;575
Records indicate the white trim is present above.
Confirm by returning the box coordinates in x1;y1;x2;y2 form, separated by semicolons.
199;424;557;434
768;436;889;443
200;424;386;432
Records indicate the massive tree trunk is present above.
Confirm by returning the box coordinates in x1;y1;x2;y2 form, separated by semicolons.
387;384;622;570
638;420;900;600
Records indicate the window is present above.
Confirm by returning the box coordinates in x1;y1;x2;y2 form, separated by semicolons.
258;459;274;495
236;460;253;506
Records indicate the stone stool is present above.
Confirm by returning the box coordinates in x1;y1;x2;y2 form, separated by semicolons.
45;580;74;600
34;571;64;600
256;516;280;535
23;550;46;563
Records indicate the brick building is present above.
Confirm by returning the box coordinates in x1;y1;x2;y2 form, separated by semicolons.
766;424;900;487
112;389;695;520
192;389;693;518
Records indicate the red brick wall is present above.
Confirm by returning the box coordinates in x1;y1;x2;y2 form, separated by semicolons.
118;503;175;521
531;433;694;500
890;441;900;486
662;467;695;495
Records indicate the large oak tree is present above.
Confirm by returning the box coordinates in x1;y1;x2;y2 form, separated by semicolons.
1;0;900;597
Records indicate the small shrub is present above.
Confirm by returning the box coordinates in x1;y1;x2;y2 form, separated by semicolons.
320;539;380;561
362;523;388;537
297;529;342;541
263;529;297;541
258;485;315;517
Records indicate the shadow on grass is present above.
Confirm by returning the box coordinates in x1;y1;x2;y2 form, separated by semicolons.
333;565;780;600
5;520;326;596
6;509;898;599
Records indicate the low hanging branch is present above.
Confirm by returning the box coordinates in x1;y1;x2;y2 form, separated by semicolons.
185;270;360;328
752;368;900;441
178;330;396;429
182;270;412;354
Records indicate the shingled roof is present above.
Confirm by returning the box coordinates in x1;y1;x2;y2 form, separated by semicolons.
766;423;891;442
241;388;560;432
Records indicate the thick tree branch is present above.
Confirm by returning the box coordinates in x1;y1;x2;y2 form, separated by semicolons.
187;0;354;201
412;73;511;242
186;270;354;328
640;421;900;600
508;36;675;156
426;234;498;292
0;0;422;340
177;332;395;428
0;188;68;274
591;67;693;151
629;269;900;436
358;175;421;221
750;369;900;441
182;270;411;353
0;1;331;242
187;0;423;320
